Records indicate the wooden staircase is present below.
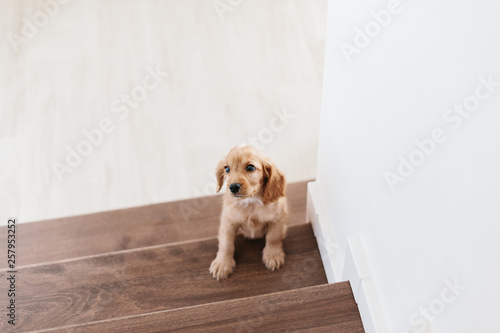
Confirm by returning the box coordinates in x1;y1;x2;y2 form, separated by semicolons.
0;181;365;332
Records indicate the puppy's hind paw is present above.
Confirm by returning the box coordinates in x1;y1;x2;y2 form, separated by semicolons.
263;246;285;271
209;257;236;280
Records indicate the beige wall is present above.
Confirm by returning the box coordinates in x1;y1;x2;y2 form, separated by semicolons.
0;0;327;223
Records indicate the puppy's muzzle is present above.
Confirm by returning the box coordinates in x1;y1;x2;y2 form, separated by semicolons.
229;183;241;194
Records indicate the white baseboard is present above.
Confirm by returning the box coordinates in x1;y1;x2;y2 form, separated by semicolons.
305;181;389;333
344;235;390;333
305;181;343;282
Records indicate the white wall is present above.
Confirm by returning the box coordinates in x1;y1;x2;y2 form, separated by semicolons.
0;0;327;223
317;0;500;332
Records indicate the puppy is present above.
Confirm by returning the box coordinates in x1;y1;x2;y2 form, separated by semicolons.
209;145;288;280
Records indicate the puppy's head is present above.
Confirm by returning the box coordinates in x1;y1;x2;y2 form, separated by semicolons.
216;145;286;204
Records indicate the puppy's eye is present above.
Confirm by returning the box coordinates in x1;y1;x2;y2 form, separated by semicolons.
225;166;230;173
246;164;256;172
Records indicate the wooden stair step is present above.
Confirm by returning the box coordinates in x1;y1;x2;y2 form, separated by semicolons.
0;181;309;268
42;282;364;333
0;223;327;332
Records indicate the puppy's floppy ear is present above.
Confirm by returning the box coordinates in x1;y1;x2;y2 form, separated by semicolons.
262;159;286;204
216;159;226;193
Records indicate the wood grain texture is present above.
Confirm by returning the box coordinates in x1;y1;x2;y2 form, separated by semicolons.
43;282;364;333
0;181;310;268
0;223;326;332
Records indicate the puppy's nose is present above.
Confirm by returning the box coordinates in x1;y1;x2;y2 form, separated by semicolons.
229;183;241;194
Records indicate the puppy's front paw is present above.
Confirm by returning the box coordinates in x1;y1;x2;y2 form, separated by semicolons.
263;246;285;271
209;257;236;280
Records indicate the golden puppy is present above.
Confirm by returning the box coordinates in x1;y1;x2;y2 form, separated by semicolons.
210;145;288;280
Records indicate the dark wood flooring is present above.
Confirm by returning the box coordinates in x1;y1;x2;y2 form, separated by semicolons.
0;224;327;332
43;283;364;333
0;180;365;332
0;181;309;268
